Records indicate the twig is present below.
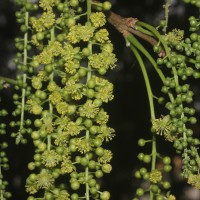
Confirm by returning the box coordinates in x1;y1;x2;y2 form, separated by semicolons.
104;11;166;56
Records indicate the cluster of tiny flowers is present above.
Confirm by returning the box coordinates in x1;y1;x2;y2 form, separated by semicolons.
149;170;162;183
155;27;200;181
11;0;117;199
139;12;200;199
187;173;200;189
164;29;184;46
132;10;199;199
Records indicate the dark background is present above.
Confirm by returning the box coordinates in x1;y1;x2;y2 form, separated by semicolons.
0;0;200;199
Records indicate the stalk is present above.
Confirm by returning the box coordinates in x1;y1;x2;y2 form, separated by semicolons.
86;0;92;199
135;21;180;87
127;35;165;83
17;11;29;143
136;21;171;57
127;34;175;103
130;44;157;200
47;27;55;151
0;77;17;85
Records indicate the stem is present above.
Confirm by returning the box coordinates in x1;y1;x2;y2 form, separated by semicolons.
47;27;55;151
127;35;166;83
85;130;90;200
163;0;172;33
136;21;171;57
129;45;155;120
127;34;175;103
150;135;157;200
17;11;29;143
87;0;91;20
106;11;160;48
0;76;17;85
130;45;157;200
134;25;155;37
85;1;92;199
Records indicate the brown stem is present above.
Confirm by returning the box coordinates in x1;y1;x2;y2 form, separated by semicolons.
106;11;157;45
105;11;165;56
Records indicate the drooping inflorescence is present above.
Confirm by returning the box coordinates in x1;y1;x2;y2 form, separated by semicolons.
11;0;116;199
123;1;200;199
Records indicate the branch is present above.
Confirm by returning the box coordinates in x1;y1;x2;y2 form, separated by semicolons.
105;11;166;56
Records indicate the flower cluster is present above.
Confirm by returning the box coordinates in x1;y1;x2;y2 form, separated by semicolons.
149;170;162;183
188;173;200;189
39;0;59;11
156;30;200;181
66;24;95;43
13;0;117;199
88;51;117;70
31;10;55;32
90;12;106;28
132;8;200;199
164;29;184;46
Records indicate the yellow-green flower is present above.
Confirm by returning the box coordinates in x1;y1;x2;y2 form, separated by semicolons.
76;138;91;154
168;194;176;200
164;29;184;45
90;12;106;28
188;173;200;189
79;100;99;118
149;169;162;183
65;121;82;136
36;170;54;189
31;17;45;32
41;114;54;134
95;82;114;103
47;81;58;92
56;102;69;115
65;79;83;100
39;0;59;10
55;190;70;200
32;76;42;90
61;159;75;173
31;10;55;32
41;11;55;29
66;24;94;43
65;60;80;75
31;104;43;115
95;29;109;43
99;125;115;142
42;150;61;168
88;51;117;70
38;70;48;81
95;109;109;124
55;116;70;130
61;43;76;61
49;90;62;104
25;182;38;194
98;150;113;164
